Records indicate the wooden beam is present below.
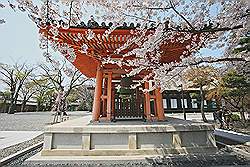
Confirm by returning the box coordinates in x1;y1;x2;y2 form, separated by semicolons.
101;95;107;99
103;69;126;74
150;95;156;99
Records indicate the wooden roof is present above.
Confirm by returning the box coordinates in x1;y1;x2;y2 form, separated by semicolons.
40;26;200;78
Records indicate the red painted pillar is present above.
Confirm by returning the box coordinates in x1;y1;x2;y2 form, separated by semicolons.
111;83;115;120
144;82;151;121
155;87;166;121
92;66;103;121
102;78;107;117
107;72;112;121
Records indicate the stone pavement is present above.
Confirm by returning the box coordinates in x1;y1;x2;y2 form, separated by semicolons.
168;112;214;121
0;111;91;131
0;111;89;151
0;131;43;149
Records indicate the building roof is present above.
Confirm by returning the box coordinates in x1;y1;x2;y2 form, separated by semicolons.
40;21;200;78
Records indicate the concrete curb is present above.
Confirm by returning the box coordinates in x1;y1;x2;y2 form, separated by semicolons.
214;129;250;144
0;142;43;166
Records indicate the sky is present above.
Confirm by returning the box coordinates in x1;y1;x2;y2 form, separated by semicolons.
0;5;45;66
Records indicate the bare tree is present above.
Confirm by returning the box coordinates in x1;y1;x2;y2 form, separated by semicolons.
0;63;34;114
74;85;94;111
61;84;94;112
39;61;89;113
19;80;37;112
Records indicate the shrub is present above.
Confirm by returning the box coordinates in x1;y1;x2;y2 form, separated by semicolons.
231;114;240;121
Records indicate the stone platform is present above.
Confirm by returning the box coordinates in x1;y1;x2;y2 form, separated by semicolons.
42;116;217;156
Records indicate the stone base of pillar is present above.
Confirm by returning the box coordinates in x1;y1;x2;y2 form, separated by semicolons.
42;116;217;156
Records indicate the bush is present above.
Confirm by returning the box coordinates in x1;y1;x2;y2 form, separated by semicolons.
231;114;240;121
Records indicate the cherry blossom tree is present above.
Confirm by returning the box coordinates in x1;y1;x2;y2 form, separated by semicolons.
1;0;249;91
75;85;94;111
0;3;5;24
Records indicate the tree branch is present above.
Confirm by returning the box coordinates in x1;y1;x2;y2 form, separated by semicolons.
71;78;89;90
188;57;248;66
169;0;194;30
40;65;60;89
177;25;244;33
132;5;172;10
0;66;13;81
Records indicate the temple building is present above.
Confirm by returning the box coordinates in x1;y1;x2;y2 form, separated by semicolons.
40;19;217;157
40;19;200;122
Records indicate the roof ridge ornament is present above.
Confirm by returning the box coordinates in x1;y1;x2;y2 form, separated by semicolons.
87;15;99;28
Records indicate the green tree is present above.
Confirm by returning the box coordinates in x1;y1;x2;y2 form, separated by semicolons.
233;34;250;54
184;66;217;122
222;70;249;124
19;80;37;112
31;77;55;112
0;91;11;113
0;63;34;114
232;32;250;122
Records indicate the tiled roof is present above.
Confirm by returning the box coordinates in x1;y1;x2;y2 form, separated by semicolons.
72;20;156;29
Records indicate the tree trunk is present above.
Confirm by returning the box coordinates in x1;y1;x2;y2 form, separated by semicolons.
2;98;7;113
8;101;16;114
200;86;208;122
248;108;250;122
8;92;15;114
21;100;27;112
48;97;53;111
240;109;246;124
8;89;15;114
240;98;246;127
36;101;40;112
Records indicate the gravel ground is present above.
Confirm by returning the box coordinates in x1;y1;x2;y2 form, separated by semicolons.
234;145;250;153
3;150;250;167
0;134;43;160
0;111;90;131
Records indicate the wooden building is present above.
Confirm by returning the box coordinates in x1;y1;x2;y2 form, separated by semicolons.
40;20;201;122
162;90;217;113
